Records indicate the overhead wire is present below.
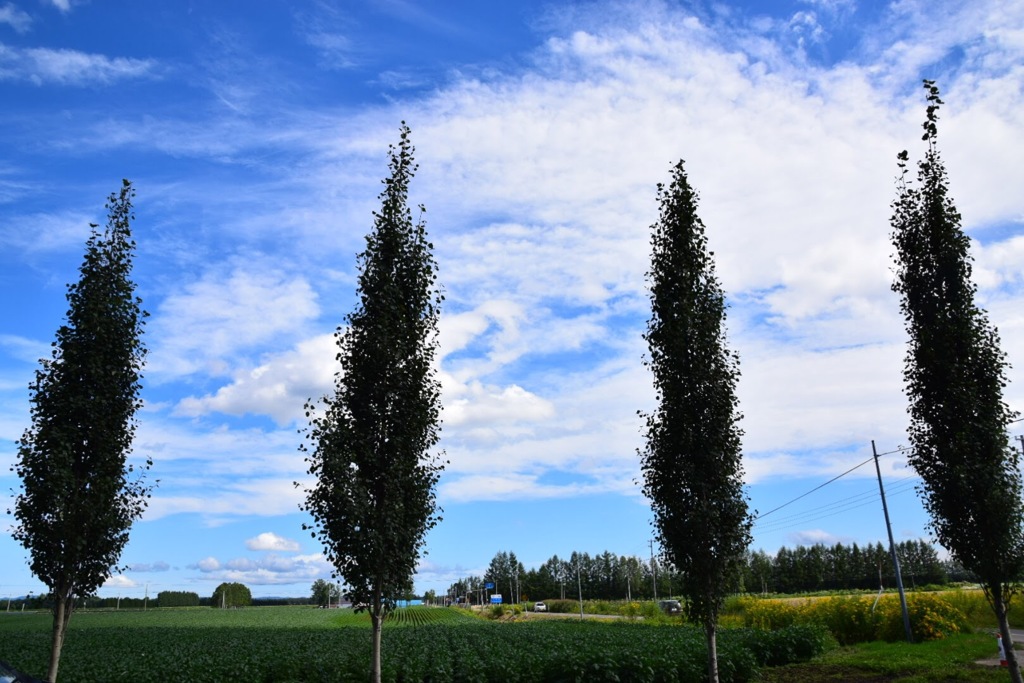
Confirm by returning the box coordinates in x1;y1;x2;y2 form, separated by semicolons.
753;481;918;536
749;422;1024;540
752;476;917;531
753;455;876;521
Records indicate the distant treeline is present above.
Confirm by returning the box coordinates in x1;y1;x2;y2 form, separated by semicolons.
446;540;974;603
9;590;317;611
743;540;964;594
157;591;200;607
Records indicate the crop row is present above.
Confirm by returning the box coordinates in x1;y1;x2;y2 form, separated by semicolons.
1;608;829;682
328;606;477;628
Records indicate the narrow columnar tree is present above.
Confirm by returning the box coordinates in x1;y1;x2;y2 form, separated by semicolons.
640;160;752;683
301;124;443;683
11;179;151;683
891;81;1024;682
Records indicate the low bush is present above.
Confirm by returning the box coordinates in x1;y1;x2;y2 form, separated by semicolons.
738;592;969;644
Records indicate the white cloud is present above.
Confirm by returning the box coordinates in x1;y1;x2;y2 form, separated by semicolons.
439;473;623;503
194;551;332;586
295;3;357;71
145;477;306;524
0;44;156;86
173;334;335;425
0;334;49;365
48;0;70;13
0;4;31;32
196;557;220;572
10;0;1019;528
786;528;849;547
102;574;138;589
127;561;171;573
149;266;320;379
0;210;94;253
443;382;555;429
246;532;301;552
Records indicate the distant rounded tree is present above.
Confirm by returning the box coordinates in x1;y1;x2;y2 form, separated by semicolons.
310;579;341;607
211;582;251;608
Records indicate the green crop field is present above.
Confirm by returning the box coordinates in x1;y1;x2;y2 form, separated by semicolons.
0;606;829;682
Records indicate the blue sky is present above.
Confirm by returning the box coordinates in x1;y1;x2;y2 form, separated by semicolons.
2;0;1022;600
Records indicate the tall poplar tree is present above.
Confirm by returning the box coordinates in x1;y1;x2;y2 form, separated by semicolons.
640;160;751;683
301;124;443;683
891;81;1024;682
11;179;151;683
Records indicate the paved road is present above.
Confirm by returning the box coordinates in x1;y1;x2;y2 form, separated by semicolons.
975;628;1024;668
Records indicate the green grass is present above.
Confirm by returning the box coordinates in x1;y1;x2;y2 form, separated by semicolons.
763;632;1013;682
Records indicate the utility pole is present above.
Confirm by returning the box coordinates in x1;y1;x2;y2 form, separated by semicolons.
649;539;658;600
872;440;913;643
576;561;584;621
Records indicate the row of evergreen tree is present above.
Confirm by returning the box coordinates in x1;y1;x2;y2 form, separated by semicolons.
744;540;957;594
446;541;970;603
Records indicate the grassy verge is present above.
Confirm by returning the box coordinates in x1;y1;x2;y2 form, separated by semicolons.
763;631;1013;682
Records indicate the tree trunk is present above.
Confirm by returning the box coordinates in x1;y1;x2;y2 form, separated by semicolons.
992;587;1024;683
705;620;719;683
47;595;73;682
371;609;383;683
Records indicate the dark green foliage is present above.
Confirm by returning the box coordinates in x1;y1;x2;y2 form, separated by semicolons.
0;607;831;683
156;591;200;608
485;550;526;603
891;80;1024;593
310;579;340;607
451;540;950;604
450;550;680;602
891;80;1024;681
741;540;946;594
300;124;443;681
9;179;150;682
211;582;252;608
640;160;752;680
736;625;835;668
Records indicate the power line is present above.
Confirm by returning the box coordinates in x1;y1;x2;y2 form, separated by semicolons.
754;481;917;535
752;477;917;532
754;455;876;521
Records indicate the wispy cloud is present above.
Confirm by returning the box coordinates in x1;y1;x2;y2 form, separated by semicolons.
295;3;357;71
127;561;171;573
148;265;321;379
0;3;31;33
0;44;156;85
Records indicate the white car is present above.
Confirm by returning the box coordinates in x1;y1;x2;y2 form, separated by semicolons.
534;601;547;612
